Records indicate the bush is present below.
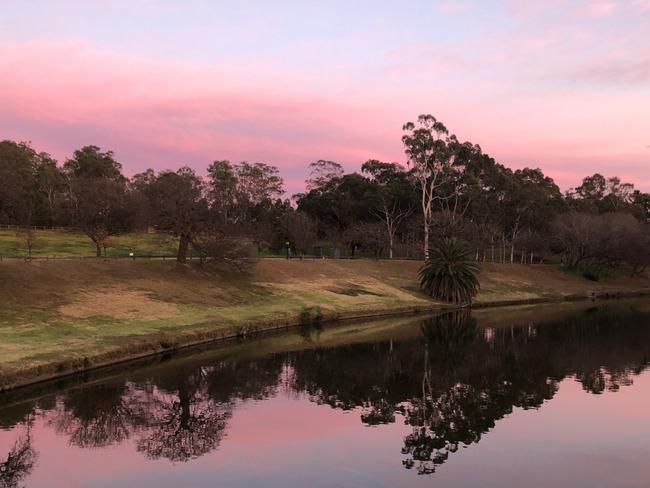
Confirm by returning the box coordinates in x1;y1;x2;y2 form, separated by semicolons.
419;238;480;305
298;306;323;326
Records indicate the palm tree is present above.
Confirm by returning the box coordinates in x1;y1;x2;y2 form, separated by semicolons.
419;238;480;304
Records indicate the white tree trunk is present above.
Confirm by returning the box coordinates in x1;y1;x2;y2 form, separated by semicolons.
423;221;430;260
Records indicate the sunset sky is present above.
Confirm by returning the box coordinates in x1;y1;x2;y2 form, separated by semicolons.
1;0;649;194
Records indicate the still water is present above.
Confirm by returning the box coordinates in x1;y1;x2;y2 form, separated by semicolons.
2;300;650;487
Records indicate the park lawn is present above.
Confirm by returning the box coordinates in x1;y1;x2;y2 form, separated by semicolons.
0;259;435;386
0;258;648;388
0;229;179;258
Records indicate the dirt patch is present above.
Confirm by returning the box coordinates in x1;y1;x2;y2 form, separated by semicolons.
59;288;179;320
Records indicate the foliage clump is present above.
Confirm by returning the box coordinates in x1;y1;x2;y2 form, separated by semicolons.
298;306;323;327
419;238;480;304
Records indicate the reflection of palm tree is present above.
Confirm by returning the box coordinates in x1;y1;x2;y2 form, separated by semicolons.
403;311;481;474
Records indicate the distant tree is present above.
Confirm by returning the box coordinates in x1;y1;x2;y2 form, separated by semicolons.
632;191;650;221
551;212;603;268
62;147;130;256
571;173;635;213
15;226;37;260
516;229;549;264
305;160;344;191
598;213;650;275
574;173;607;201
191;230;251;267
234;162;285;253
130;168;157;192
362;160;415;259
296;172;377;249
624;227;650;276
0;141;38;226
72;177;129;256
429;210;477;244
34;153;64;225
206;160;238;222
402;115;466;258
125;171;155;232
286;211;317;257
235;162;284;208
501;168;563;263
148;168;207;263
63;145;124;181
244;200;288;257
343;221;387;258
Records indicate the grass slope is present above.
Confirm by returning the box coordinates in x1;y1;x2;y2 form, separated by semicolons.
0;229;179;258
0;259;648;388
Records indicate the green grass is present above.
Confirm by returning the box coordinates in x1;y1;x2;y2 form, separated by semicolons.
557;263;626;282
0;257;647;388
0;259;439;386
0;229;180;258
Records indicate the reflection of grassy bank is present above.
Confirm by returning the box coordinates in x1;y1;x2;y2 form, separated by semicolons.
0;259;648;390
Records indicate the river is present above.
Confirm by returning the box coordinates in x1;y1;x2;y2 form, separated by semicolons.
1;299;650;487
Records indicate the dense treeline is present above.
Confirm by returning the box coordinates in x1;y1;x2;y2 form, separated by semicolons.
1;115;648;273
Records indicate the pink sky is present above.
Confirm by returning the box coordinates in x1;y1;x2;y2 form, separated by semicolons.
1;1;649;194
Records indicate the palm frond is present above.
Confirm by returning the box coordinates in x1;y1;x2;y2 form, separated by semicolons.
419;238;481;305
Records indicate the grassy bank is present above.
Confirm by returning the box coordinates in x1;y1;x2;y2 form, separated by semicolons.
0;258;648;390
0;228;179;258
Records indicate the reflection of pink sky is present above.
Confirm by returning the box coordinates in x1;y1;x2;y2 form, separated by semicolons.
2;372;650;487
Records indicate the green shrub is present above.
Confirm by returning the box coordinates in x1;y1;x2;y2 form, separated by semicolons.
298;306;323;327
419;238;480;305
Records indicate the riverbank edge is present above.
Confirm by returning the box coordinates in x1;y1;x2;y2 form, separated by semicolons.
2;288;650;393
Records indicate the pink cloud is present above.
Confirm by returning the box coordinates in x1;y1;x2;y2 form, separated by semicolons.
1;39;648;193
584;0;618;17
0;41;404;193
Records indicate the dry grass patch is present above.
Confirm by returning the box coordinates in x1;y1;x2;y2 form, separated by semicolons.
59;288;179;320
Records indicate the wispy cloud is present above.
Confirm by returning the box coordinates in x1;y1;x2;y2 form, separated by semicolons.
0;41;402;191
575;58;650;84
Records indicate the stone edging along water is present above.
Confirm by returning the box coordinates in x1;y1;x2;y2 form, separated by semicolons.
1;289;650;393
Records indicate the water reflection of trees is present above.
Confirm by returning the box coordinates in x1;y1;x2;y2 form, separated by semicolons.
44;355;285;463
1;303;649;479
49;383;134;448
133;368;232;462
290;305;650;474
0;417;36;488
